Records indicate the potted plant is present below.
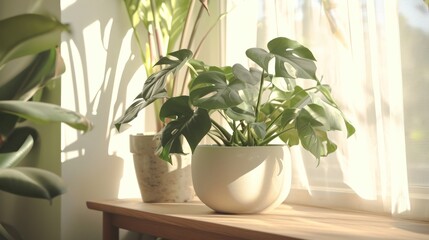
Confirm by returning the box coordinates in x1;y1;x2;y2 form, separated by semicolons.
0;13;92;239
115;0;224;203
124;36;355;213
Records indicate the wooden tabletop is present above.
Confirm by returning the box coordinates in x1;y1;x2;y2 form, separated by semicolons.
87;199;429;240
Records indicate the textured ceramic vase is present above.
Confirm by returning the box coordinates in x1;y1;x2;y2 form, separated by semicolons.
130;134;194;202
192;145;291;214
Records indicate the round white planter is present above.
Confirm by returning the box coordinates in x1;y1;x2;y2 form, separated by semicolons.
192;145;291;214
130;134;194;203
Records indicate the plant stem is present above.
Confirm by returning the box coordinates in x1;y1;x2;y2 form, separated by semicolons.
259;126;296;146
179;0;196;49
174;0;196;96
149;0;164;58
211;118;231;141
254;70;266;121
187;4;206;50
194;10;228;58
207;132;225;145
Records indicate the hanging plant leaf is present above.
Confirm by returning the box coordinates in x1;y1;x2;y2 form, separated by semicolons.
0;101;92;132
0;14;69;67
0;167;65;202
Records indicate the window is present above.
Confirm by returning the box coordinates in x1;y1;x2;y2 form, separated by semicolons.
224;0;429;221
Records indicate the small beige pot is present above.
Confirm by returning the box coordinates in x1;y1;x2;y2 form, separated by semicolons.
130;134;194;203
192;145;291;214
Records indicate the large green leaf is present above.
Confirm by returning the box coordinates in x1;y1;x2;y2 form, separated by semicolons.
166;0;193;52
306;100;345;131
114;94;151;130
0;49;60;101
0;101;92;132
318;84;356;137
159;96;211;162
295;107;338;162
189;71;243;110
246;37;318;80
115;49;192;129
0;14;69;67
0;167;65;202
123;0;147;28
142;49;192;101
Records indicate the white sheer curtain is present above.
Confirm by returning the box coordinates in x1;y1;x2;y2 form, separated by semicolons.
225;0;428;220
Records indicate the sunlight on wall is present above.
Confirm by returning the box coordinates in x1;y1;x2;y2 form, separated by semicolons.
60;38;86;163
61;17;147;197
61;0;76;11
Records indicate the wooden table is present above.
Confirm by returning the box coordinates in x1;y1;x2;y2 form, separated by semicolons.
87;199;429;240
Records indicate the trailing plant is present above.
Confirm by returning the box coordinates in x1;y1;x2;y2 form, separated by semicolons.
0;13;92;240
126;37;355;163
115;0;225;132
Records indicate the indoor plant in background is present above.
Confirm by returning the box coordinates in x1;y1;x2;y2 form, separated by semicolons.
115;0;223;203
0;13;92;239
132;37;355;213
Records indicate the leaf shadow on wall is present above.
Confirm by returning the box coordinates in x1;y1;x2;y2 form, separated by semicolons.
60;0;146;239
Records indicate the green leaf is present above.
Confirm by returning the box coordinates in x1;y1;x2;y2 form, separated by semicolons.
288;86;312;108
123;0;144;28
250;122;266;140
159;96;211;162
318;84;356;137
142;49;193;102
232;64;259;85
0;113;19;140
296;120;325;160
280;108;299;126
225;105;255;123
167;0;193;52
345;120;356;138
302;102;344;131
268;37;316;61
295;107;339;161
221;65;262;122
0;127;37;168
0;49;60;101
245;48;273;72
189;71;242;110
0;14;69;67
114;93;158;130
247;37;318;80
0;221;22;240
279;127;300;146
0;101;92;132
0;167;65;201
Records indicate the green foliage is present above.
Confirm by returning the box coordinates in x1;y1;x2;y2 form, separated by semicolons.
115;0;223;132
132;37;355;163
0;13;92;240
114;49;193;129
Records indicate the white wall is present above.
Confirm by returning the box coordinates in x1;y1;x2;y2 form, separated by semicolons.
60;0;222;239
60;0;143;239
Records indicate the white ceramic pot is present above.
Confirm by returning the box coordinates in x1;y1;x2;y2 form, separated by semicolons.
192;145;291;214
130;134;194;203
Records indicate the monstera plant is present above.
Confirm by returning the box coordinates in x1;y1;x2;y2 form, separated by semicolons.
127;37;355;163
0;13;92;239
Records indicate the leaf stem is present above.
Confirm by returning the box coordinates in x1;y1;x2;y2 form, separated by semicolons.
254;69;265;121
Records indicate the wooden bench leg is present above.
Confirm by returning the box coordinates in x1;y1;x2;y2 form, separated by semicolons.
103;212;119;240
